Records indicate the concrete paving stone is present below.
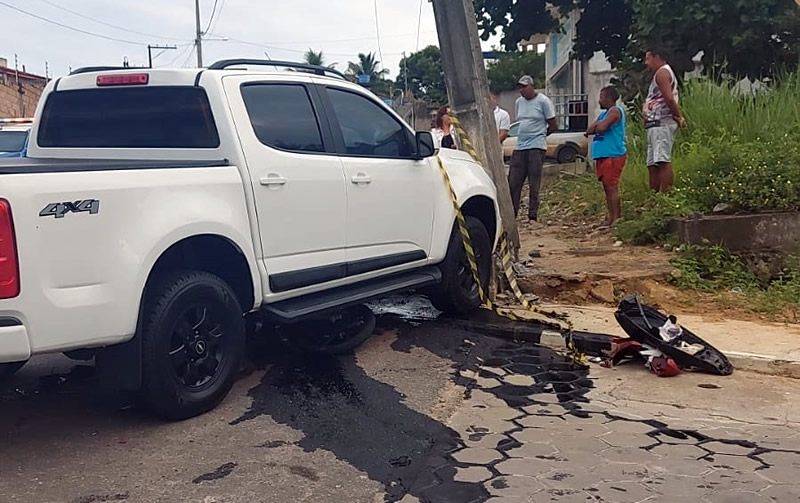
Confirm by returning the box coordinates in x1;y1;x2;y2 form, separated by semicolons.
511;428;561;445
602;419;658;435
591;481;653;503
482;366;510;378
760;484;800;501
703;490;773;503
701;441;756;456
530;489;596;502
738;425;798;446
649;429;703;445
485;475;546;498
516;415;569;429
452;448;505;466
599;447;661;464
450;413;517;435
648;456;716;478
704;454;765;472
649;443;707;459
521;405;568;417
496;458;562;479
758;451;800;484
602;409;649;422
398;495;422;503
506;442;559;459
453;466;495;483
536;468;598;491
589;462;651;483
644;475;712;499
599;431;657;449
463;433;510;449
503;375;537;387
485;497;529;503
476;376;504;389
702;468;772;493
467;403;526;422
549;436;608;455
547;421;610;439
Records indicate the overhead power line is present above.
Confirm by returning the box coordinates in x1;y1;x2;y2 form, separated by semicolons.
373;0;385;67
203;0;220;35
208;0;226;34
416;0;424;52
32;0;186;42
0;0;146;45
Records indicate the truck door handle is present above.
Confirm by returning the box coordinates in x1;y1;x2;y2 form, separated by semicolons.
351;173;372;185
260;174;287;186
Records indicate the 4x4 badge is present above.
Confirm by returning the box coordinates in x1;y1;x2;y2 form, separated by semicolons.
39;200;100;219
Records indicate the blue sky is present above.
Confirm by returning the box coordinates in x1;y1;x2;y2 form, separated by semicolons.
0;0;492;79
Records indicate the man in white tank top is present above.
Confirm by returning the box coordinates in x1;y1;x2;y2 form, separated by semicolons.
643;48;686;192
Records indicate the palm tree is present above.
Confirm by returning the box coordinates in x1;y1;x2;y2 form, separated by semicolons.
304;49;326;67
346;52;388;84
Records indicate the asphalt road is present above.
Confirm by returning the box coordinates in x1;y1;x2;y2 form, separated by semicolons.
1;297;799;503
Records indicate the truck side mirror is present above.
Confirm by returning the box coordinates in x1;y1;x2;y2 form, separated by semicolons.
415;131;435;159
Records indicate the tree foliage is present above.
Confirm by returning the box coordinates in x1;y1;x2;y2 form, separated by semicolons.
397;46;448;105
474;0;800;79
487;50;546;92
303;49;325;66
346;52;389;81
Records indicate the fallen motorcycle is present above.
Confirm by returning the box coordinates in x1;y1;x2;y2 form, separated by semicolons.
612;295;734;377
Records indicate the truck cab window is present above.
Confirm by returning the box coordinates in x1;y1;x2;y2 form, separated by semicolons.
325;87;413;158
241;84;325;153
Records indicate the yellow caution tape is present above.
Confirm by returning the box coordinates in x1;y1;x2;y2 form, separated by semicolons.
438;113;587;367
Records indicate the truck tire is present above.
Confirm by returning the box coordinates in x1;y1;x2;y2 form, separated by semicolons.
0;361;25;380
428;216;491;315
281;304;376;355
139;270;245;420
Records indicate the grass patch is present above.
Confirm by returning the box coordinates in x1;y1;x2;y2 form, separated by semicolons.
670;246;800;322
543;71;800;244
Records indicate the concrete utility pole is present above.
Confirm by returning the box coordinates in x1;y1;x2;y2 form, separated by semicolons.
430;0;520;253
194;0;204;68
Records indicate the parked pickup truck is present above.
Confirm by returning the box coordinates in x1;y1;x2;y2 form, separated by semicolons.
0;60;499;419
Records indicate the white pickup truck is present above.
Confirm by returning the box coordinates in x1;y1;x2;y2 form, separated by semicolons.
0;60;499;419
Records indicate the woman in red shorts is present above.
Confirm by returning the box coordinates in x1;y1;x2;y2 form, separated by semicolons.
585;86;627;226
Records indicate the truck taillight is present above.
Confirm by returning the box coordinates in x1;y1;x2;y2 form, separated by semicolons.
96;73;149;87
0;200;19;299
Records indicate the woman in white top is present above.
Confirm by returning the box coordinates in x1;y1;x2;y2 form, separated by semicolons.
431;106;459;150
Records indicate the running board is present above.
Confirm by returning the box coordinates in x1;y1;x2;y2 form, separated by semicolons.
262;267;442;323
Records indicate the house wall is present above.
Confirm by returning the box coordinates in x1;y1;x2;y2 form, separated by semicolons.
0;74;45;118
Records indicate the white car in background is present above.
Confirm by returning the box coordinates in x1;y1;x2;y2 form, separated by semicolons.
0;118;33;158
502;121;589;164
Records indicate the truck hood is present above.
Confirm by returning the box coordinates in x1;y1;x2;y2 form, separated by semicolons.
436;148;482;166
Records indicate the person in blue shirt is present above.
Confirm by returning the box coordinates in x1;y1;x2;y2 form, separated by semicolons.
509;75;557;224
585;86;627;226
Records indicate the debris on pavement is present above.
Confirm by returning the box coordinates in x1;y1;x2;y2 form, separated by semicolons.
605;295;734;377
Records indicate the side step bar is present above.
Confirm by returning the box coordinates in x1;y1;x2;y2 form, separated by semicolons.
262;266;442;323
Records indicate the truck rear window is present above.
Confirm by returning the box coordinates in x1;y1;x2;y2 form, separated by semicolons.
37;87;220;149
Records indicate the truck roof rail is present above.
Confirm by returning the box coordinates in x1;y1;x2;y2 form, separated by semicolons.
69;66;139;76
207;59;347;80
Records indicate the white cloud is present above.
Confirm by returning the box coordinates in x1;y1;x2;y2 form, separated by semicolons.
0;0;499;79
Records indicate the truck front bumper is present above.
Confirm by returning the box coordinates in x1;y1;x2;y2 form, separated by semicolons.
0;318;31;363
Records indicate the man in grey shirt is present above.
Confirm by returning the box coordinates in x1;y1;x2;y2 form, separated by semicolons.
509;75;557;223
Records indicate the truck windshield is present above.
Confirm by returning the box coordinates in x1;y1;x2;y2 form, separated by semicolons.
37;86;220;149
0;131;28;153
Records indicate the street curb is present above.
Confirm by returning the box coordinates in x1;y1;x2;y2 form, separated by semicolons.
446;316;800;380
724;351;800;380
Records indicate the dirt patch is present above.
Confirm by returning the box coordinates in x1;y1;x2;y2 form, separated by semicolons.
507;213;779;324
